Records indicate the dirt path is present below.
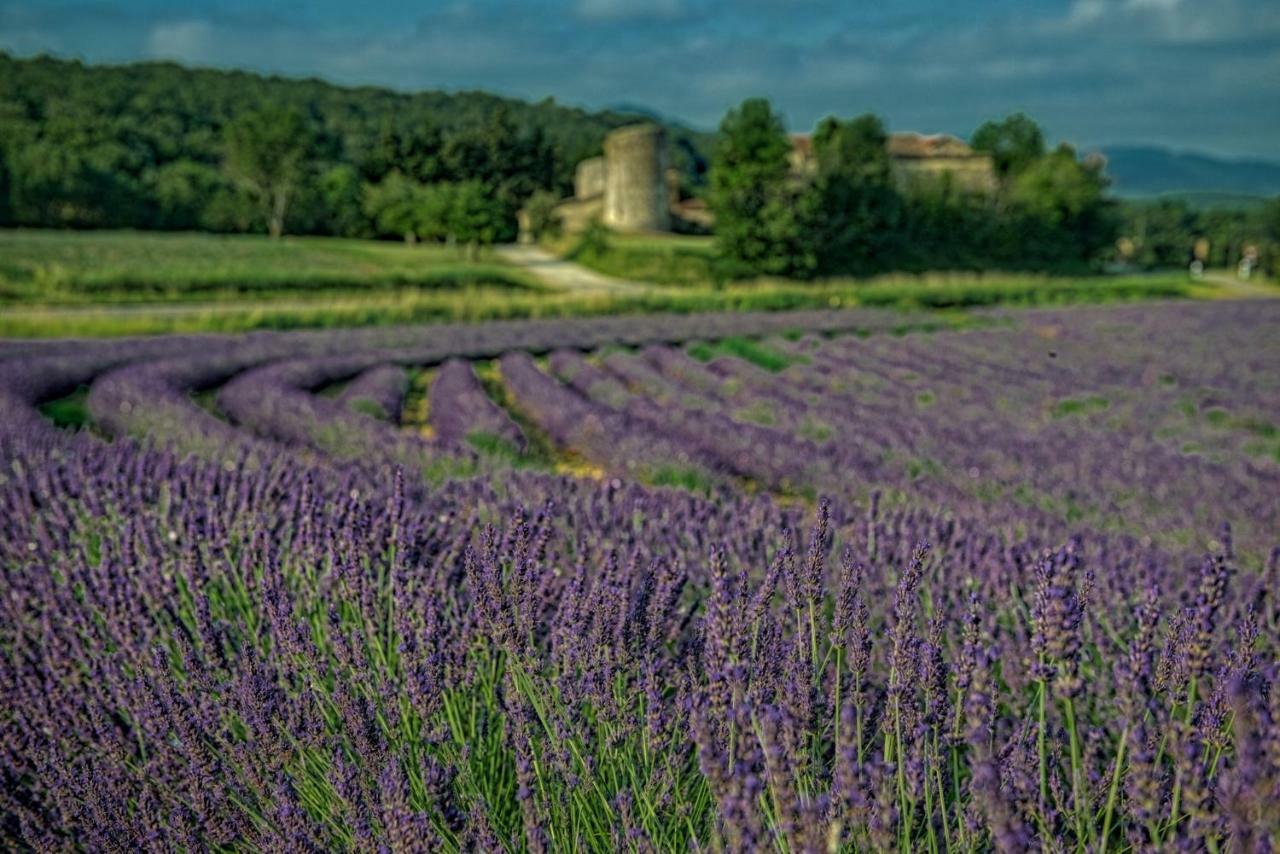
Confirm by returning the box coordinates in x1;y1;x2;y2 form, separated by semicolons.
1201;272;1280;299
495;244;650;294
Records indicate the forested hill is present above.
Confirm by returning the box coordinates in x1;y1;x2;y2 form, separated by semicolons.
0;52;711;233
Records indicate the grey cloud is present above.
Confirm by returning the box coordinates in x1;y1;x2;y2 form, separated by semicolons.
0;0;1276;158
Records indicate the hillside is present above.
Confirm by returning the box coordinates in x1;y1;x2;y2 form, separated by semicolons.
1099;145;1280;198
0;52;712;232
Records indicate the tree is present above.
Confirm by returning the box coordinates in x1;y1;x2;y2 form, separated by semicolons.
708;98;797;276
316;164;368;238
7;140;145;228
971;113;1046;179
224;106;313;238
1008;144;1116;267
0;148;10;226
805;114;904;276
362;176;512;252
523;189;564;241
362;172;426;242
1263;197;1280;275
1121;199;1196;268
0;53;713;235
447;180;510;257
812;113;891;183
147;160;231;230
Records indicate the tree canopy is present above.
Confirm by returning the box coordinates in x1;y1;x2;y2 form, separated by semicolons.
0;52;712;237
971;113;1047;178
710;100;1122;276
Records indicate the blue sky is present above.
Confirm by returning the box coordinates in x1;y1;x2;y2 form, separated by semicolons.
3;0;1278;158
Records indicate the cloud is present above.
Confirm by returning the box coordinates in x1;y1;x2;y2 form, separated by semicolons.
146;19;214;62
1057;0;1280;44
575;0;686;21
0;0;1277;158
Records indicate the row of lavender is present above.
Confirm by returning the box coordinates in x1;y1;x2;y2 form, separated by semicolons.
475;301;1277;560
2;427;1277;849
15;302;1273;560
1;300;1278;848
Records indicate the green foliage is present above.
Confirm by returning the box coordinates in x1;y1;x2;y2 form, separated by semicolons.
314;164;369;238
465;431;525;465
803;114;906;276
567;230;718;288
37;387;91;428
363;177;514;247
0;258;1195;338
686;336;799;372
0;230;538;305
0;52;712;236
709;104;1118;276
523;189;563;241
645;464;718;496
1116;199;1198;267
1112;195;1280;273
1267;197;1280;274
147;160;238;231
363;172;431;241
448;180;514;249
1008;146;1118;267
347;398;389;420
971;112;1046;177
567;219;612;260
813;113;892;183
1052;395;1110;418
708;98;804;277
225;106;314;238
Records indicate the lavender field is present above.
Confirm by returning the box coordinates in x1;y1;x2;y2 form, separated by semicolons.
2;299;1278;850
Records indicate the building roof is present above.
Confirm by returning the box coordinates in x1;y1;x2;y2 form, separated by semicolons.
789;133;814;159
886;132;981;159
790;131;984;160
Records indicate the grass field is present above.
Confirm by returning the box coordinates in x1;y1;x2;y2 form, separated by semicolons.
0;227;1258;337
553;230;719;287
0;229;540;304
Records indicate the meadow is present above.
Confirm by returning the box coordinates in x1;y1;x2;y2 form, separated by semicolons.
0;229;540;303
2;298;1277;850
0;229;1218;337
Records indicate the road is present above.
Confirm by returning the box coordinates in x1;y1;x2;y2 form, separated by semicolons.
495;244;650;295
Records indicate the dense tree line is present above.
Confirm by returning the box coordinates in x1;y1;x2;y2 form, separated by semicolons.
0;52;710;241
710;100;1121;277
1114;197;1280;274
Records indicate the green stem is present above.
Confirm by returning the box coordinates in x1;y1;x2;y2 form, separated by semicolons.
1037;675;1049;810
1167;676;1198;838
833;647;843;760
1063;696;1088;848
1099;725;1128;851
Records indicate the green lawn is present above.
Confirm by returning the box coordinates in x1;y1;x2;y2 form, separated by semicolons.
0;227;1229;338
553;230;718;287
0;229;539;304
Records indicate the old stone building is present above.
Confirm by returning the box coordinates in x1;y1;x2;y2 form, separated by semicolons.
546;123;708;236
549;124;667;234
540;124;996;239
602;125;671;231
788;132;997;194
885;133;997;194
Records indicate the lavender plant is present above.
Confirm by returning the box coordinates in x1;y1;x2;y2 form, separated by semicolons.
1;299;1277;849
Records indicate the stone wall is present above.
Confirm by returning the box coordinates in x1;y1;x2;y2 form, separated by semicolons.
574;157;606;200
602;124;671;232
890;156;998;195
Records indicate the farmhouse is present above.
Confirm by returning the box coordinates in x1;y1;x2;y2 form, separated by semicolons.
543;124;997;238
788;132;997;194
547;124;712;236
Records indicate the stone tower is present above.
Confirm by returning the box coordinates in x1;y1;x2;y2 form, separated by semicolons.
602;124;671;232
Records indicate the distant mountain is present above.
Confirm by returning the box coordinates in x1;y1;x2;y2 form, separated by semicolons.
1098;145;1280;199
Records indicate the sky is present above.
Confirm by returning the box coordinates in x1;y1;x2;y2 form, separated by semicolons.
3;0;1279;159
